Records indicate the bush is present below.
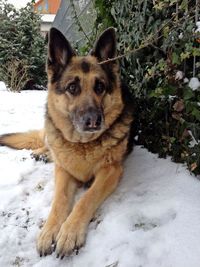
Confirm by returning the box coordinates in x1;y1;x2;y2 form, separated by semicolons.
0;0;47;91
92;0;200;175
1;59;29;92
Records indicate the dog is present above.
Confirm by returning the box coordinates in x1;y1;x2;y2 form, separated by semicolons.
0;27;134;258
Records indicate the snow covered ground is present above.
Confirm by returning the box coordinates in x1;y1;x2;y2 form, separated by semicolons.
0;88;200;267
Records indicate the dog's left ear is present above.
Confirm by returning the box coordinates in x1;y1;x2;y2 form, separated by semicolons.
48;27;76;67
91;27;117;62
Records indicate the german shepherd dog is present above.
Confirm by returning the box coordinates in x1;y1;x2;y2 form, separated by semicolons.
0;27;134;258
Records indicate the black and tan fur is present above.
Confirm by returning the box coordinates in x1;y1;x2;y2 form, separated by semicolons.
0;27;134;258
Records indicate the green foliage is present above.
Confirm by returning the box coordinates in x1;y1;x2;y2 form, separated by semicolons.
0;0;47;91
94;0;115;32
134;89;200;175
92;0;200;175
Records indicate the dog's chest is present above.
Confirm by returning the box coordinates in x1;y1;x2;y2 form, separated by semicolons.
46;110;132;181
48;134;104;181
48;132;127;182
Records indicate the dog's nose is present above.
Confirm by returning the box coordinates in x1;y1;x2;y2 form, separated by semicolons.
85;114;101;128
83;108;102;131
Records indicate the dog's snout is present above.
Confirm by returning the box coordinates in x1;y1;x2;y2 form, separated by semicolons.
82;108;102;132
72;106;104;133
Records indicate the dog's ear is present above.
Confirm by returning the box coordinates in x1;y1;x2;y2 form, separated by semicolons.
91;27;117;62
48;27;75;67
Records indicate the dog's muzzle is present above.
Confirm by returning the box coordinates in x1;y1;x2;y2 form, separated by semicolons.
73;107;104;133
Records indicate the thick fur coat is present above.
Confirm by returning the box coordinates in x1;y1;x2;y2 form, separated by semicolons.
0;27;134;258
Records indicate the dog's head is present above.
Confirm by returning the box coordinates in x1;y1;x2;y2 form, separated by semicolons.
47;27;124;142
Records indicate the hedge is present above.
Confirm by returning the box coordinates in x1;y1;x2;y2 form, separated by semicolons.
93;0;200;175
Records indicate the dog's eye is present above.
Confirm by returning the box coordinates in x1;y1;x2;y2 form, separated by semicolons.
66;83;80;95
94;81;105;95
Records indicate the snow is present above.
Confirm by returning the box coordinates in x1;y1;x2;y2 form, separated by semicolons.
175;70;184;80
183;77;189;84
0;88;200;267
0;81;7;91
41;14;56;23
188;77;200;91
196;21;200;32
6;0;30;9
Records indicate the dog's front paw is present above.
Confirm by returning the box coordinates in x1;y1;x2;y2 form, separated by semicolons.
56;220;86;258
31;147;52;163
37;223;60;257
31;152;52;163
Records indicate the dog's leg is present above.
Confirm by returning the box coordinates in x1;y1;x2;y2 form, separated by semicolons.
37;165;78;256
56;163;123;257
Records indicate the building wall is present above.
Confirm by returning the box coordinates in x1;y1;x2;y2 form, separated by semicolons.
40;22;52;37
34;0;61;14
48;0;61;14
34;0;60;36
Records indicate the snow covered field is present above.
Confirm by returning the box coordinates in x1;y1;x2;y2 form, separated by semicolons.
0;88;200;267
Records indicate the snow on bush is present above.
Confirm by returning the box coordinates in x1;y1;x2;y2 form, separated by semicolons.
189;77;200;91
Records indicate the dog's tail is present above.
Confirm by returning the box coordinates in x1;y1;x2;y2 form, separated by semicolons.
0;129;45;150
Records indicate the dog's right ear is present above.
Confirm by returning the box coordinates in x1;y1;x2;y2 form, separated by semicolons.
91;27;117;62
48;27;76;67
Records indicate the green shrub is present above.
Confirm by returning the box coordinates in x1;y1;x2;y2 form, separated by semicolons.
93;0;200;175
0;0;47;91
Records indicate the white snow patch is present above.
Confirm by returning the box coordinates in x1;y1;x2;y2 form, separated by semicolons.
0;81;7;91
188;77;200;91
175;70;184;80
196;21;200;32
0;90;200;267
178;32;183;39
